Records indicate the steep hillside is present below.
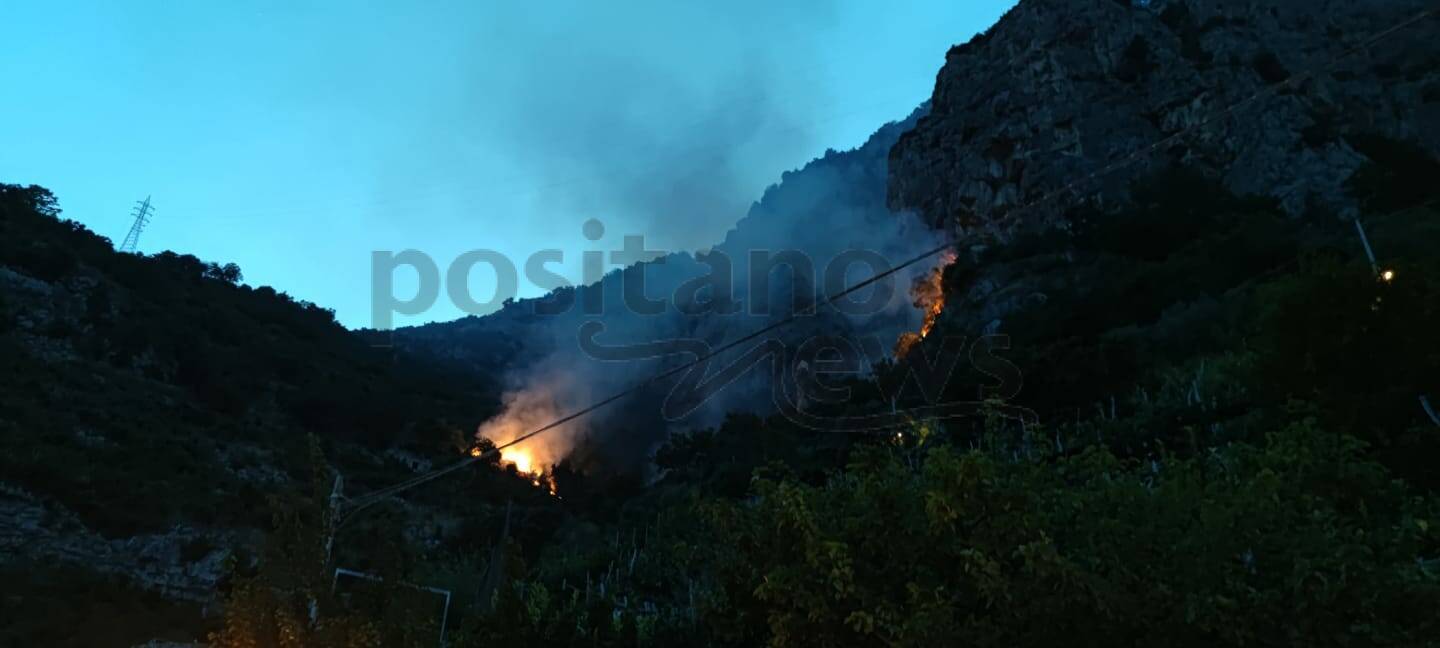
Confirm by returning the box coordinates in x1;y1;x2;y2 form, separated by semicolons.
882;0;1440;490
0;185;531;644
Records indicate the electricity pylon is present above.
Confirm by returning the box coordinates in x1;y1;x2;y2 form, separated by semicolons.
119;196;155;253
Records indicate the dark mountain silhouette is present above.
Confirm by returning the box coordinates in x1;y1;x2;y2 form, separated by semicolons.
0;184;534;644
5;0;1440;645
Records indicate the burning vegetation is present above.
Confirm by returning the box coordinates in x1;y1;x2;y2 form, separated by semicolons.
895;249;957;357
474;388;569;496
502;446;558;496
471;440;559;496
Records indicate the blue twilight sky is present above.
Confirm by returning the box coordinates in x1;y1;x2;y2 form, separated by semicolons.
0;1;1013;328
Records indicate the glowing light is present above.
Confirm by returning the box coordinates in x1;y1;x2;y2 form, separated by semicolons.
475;387;570;497
1381;269;1396;282
896;250;958;357
469;447;482;458
502;448;534;475
489;446;555;495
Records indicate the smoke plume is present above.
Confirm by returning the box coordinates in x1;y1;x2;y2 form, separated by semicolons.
477;106;942;475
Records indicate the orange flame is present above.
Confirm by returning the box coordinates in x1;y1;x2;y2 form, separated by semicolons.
502;447;535;474
468;442;558;496
499;447;556;495
896;249;957;357
475;388;568;496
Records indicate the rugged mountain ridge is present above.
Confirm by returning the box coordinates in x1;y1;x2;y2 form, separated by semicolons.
879;0;1440;489
889;0;1440;233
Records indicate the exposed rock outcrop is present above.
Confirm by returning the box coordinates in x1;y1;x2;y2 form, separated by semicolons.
0;485;240;604
889;0;1440;233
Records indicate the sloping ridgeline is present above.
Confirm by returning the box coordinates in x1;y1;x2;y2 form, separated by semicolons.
0;184;519;645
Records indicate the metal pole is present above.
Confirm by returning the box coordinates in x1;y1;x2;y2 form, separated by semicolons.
324;473;343;567
1354;217;1380;276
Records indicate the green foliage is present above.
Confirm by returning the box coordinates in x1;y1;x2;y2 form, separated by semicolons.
0;183;61;217
461;579;662;647
456;414;1440;647
210;438;443;648
1239;186;1440;489
692;422;1439;646
970;168;1296;421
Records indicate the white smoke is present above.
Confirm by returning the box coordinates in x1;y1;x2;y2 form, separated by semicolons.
477;106;940;473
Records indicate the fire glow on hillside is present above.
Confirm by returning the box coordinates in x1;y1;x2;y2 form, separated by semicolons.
475;388;566;496
895;249;957;357
472;442;558;495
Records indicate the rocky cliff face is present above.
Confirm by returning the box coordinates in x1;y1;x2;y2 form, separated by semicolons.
888;0;1440;233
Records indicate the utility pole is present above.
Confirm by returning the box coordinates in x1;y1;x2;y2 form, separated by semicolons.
324;473;344;567
475;499;513;613
1353;217;1380;276
119;196;155;254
